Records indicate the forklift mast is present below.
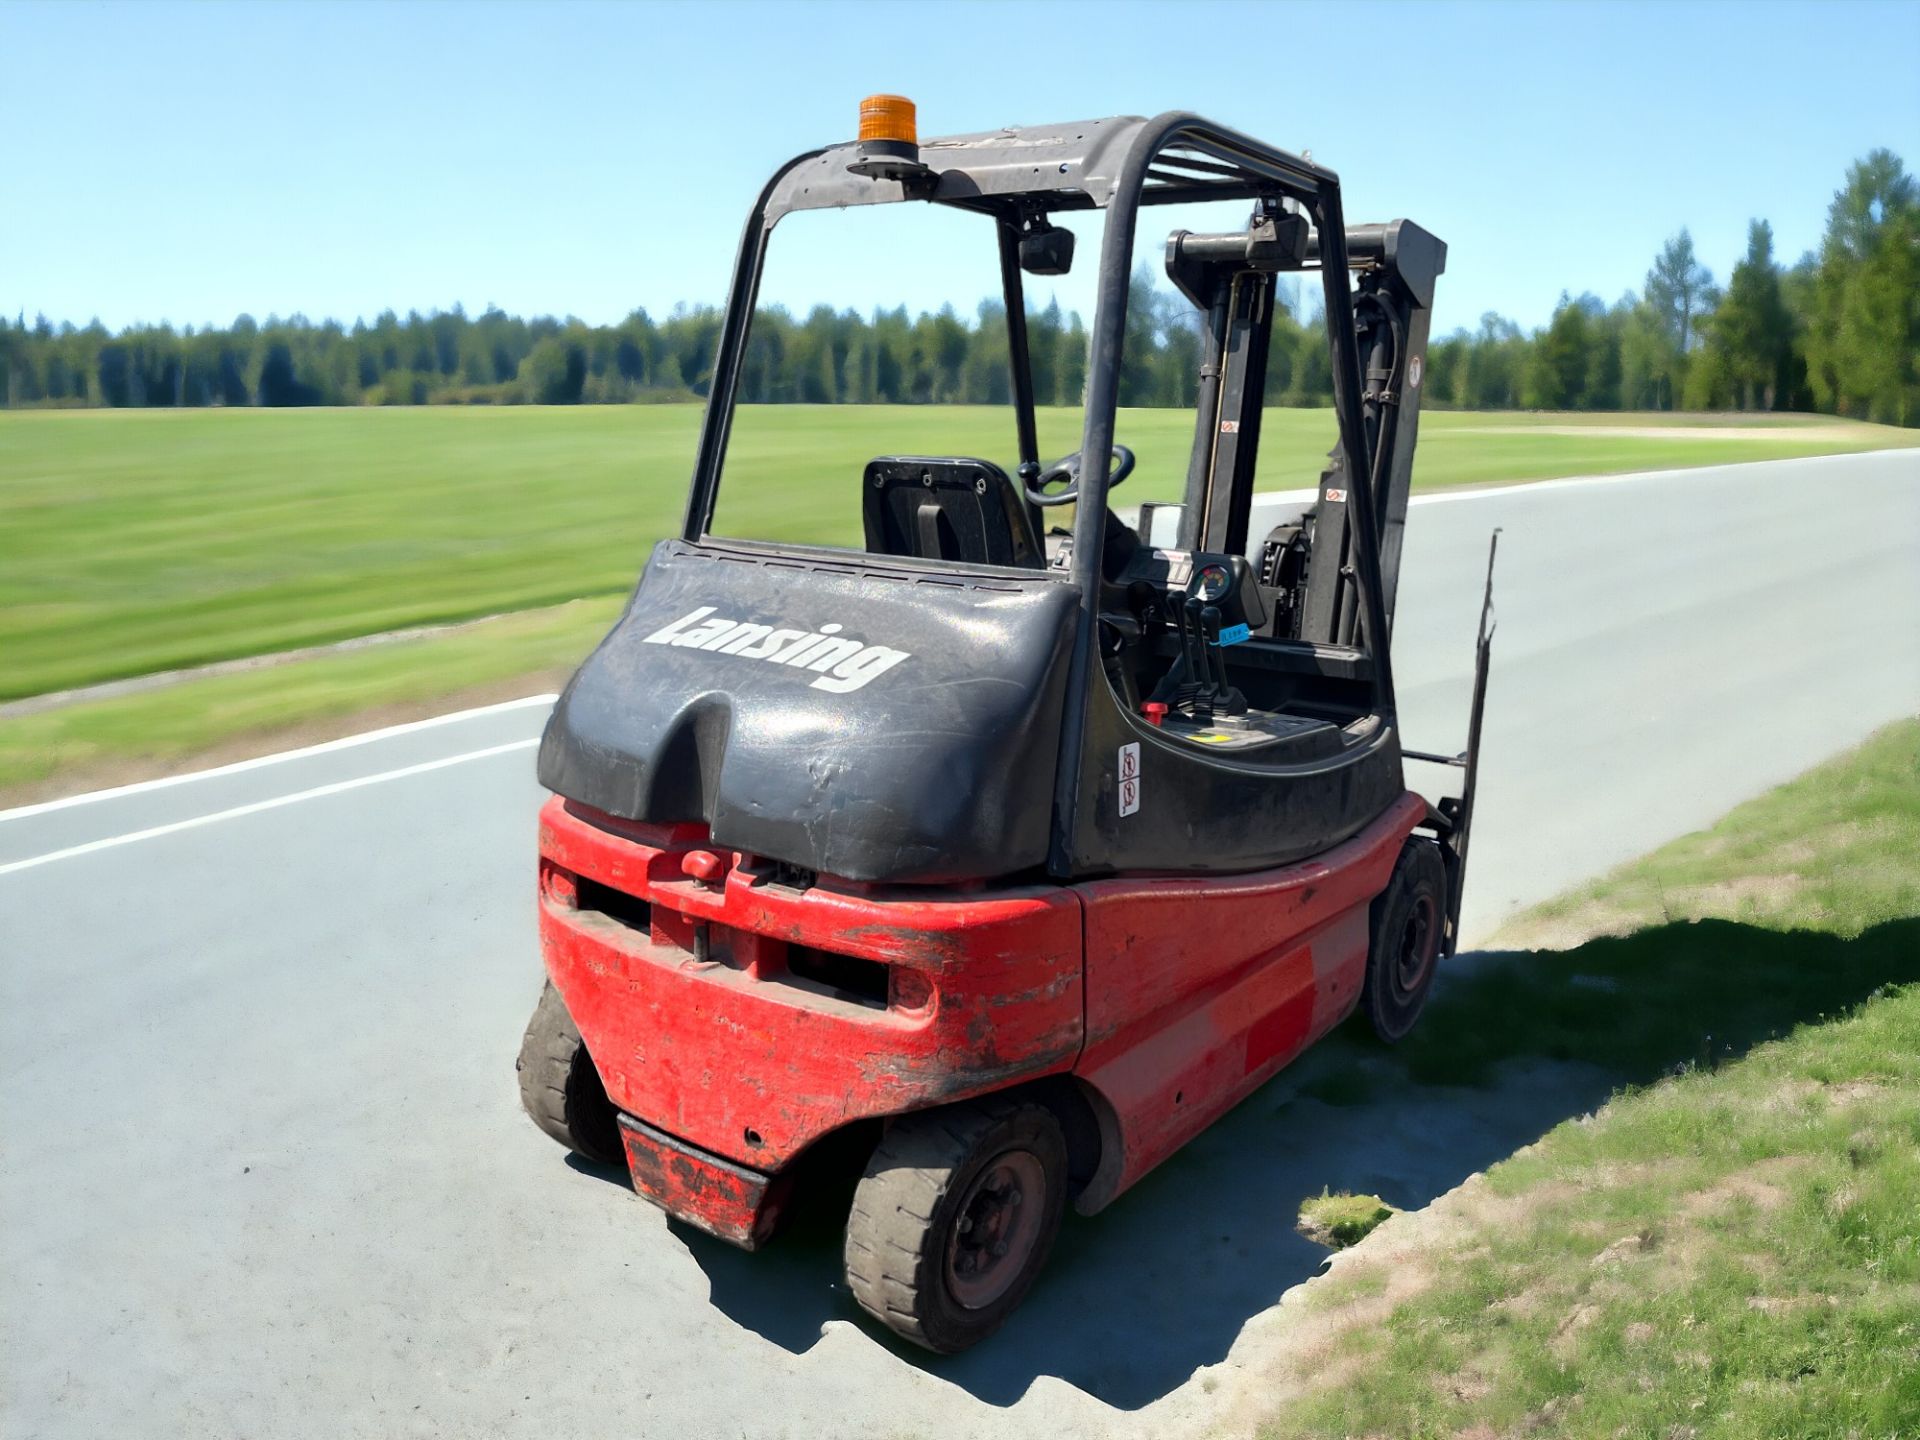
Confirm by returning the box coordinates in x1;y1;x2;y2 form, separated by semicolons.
1303;221;1448;646
1163;209;1447;649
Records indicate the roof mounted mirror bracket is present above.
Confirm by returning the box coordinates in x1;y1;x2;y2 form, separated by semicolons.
1017;215;1075;276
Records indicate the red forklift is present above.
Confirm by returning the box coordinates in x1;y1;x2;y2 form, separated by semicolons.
518;98;1496;1352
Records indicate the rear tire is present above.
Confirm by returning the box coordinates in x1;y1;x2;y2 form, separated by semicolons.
843;1098;1068;1353
516;980;624;1166
1362;838;1446;1043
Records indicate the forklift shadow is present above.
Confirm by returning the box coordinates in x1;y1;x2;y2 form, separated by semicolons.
684;916;1920;1409
679;993;1616;1410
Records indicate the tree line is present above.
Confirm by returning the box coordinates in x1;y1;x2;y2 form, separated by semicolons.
1426;149;1916;423
2;149;1912;425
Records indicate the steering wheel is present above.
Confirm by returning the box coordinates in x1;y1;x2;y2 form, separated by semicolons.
1025;444;1136;508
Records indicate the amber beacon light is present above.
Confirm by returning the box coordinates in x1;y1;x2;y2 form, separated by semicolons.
857;93;917;146
847;93;932;187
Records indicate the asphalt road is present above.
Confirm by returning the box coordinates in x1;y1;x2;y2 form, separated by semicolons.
3;449;1915;1438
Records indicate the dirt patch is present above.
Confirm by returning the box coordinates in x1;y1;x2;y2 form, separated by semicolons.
1496;873;1808;950
1745;1293;1832;1316
1678;1157;1805;1219
1692;873;1804;909
0;668;572;811
1492;897;1652;950
1590;1230;1659;1267
1824;1080;1888;1105
1760;1079;1822;1112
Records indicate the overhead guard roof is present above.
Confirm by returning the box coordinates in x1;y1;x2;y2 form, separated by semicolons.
763;114;1321;223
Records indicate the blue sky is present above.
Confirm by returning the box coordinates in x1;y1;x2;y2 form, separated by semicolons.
3;0;1915;337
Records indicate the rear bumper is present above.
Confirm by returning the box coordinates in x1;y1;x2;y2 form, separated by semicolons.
537;796;1085;1175
618;1113;784;1249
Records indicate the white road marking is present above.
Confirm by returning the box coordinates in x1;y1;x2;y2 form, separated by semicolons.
0;738;540;877
0;693;557;823
1231;448;1911;529
1402;453;1894;505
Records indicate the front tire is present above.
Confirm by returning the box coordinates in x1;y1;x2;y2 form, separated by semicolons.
1362;838;1446;1043
516;980;624;1166
843;1098;1068;1353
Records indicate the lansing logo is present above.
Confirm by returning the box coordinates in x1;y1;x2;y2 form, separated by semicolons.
642;607;912;694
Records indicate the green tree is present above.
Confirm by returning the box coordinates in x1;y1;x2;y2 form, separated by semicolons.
1055;312;1088;407
1708;220;1794;410
518;336;583;404
1421;330;1469;409
1618;301;1674;409
1645;229;1717;353
1803;149;1919;424
1118;263;1165;406
1528;295;1591;409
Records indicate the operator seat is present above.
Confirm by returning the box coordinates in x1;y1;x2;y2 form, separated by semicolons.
862;457;1044;569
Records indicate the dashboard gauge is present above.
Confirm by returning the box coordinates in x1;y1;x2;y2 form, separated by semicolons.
1190;563;1233;602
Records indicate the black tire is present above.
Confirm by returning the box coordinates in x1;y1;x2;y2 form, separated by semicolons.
843;1098;1068;1353
1362;838;1447;1044
516;980;624;1166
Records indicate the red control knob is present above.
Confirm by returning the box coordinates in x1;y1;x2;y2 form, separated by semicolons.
1143;702;1168;727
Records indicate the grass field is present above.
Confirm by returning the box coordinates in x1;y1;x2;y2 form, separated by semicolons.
0;403;1911;797
1254;719;1920;1437
5;404;1913;701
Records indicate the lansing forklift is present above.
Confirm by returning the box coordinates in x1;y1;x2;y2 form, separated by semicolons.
518;98;1496;1352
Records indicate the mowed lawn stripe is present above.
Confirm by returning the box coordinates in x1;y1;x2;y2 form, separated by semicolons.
1;405;1910;700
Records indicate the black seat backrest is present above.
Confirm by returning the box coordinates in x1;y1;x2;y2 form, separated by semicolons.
861;457;1044;569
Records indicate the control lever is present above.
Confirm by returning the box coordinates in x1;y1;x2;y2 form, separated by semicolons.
1145;596;1207;722
1144;586;1248;725
1197;603;1249;716
1172;597;1214;723
1147;592;1197;713
1163;596;1226;725
1178;596;1212;691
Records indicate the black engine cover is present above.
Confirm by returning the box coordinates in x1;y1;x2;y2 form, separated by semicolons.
537;541;1078;884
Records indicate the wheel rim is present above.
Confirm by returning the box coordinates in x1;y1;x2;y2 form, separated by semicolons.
1393;893;1438;999
945;1149;1047;1310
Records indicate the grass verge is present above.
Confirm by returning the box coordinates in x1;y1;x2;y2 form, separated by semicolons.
0;596;622;799
1254;717;1920;1438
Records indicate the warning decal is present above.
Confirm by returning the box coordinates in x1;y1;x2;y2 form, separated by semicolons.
1118;742;1141;817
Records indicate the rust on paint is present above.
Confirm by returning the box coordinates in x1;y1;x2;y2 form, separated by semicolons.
618;1113;786;1249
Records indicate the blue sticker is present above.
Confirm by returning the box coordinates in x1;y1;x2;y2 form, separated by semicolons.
1217;623;1251;646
